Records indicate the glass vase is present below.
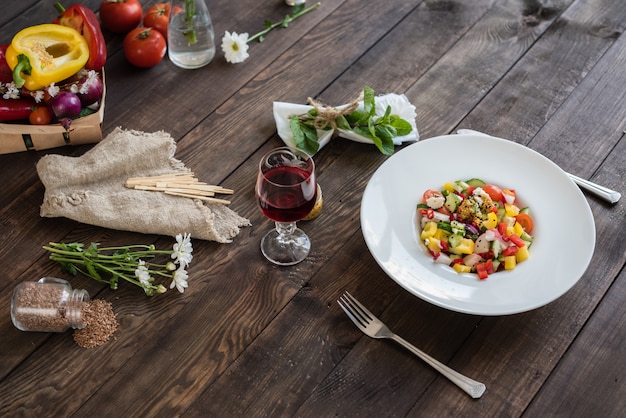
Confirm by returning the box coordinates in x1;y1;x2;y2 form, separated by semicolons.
168;0;216;69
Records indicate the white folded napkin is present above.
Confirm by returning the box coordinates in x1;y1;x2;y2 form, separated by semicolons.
273;93;419;154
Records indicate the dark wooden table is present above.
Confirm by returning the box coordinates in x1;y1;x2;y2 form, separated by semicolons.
1;0;625;416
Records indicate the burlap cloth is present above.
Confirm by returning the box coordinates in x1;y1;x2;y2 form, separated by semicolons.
37;128;251;242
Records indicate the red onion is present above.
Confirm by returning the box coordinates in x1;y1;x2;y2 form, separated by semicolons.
50;92;82;119
77;72;104;106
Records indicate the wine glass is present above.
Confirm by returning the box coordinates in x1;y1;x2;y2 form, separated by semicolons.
256;147;317;266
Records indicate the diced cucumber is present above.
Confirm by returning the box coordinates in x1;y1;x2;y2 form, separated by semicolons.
450;220;466;236
444;193;462;212
437;221;452;233
497;207;506;222
520;231;533;242
520;207;531;215
448;234;463;248
466;178;486;187
453;180;469;192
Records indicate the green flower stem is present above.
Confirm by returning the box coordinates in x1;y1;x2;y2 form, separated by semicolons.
247;2;321;43
184;0;198;45
43;239;189;296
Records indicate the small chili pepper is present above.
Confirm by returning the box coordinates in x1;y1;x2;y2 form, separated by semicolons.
0;97;35;121
6;24;90;90
0;44;14;83
53;2;107;71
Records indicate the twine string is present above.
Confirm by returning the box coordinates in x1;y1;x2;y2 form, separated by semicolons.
306;93;363;132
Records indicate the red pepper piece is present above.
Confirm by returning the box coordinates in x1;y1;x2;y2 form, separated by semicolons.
502;246;518;257
53;2;107;71
0;97;35;121
509;234;526;248
476;262;489;280
0;44;14;83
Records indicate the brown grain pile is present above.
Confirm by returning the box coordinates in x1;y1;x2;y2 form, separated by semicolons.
73;299;118;348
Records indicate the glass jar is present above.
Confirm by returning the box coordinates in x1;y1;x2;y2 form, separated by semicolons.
11;278;89;332
168;0;216;69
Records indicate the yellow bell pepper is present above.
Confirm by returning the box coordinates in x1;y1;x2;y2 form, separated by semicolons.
482;211;498;230
420;221;438;240
6;24;89;90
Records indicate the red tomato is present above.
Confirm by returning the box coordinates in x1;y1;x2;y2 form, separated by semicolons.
29;106;53;125
123;27;167;68
100;0;143;34
482;184;504;203
143;3;180;39
515;213;534;234
423;189;443;204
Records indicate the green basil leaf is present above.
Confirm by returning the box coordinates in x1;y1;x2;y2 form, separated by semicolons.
390;117;413;137
362;86;375;117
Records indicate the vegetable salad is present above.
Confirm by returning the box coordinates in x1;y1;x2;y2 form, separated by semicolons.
417;178;534;280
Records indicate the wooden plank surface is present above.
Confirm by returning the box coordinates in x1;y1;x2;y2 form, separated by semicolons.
0;0;624;416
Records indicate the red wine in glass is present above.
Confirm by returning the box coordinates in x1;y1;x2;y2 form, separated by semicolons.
256;147;317;266
258;165;317;222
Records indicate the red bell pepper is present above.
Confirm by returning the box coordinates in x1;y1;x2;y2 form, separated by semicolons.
0;44;14;83
53;2;107;71
0;97;35;121
509;234;526;248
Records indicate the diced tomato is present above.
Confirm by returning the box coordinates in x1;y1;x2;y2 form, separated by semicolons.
515;213;534;234
423;189;443;204
479;249;495;259
436;205;452;216
476;262;489;280
509;234;526;248
497;222;508;236
502;246;518;257
485;258;494;274
483;184;505;203
440;240;450;253
467;186;476;195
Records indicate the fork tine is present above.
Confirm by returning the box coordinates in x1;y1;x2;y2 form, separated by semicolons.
338;295;366;328
343;291;375;322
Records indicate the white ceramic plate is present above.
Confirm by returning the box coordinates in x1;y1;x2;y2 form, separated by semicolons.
360;134;596;315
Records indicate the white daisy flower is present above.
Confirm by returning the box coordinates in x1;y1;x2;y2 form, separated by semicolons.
171;233;193;268
221;31;250;64
134;260;151;287
170;267;189;293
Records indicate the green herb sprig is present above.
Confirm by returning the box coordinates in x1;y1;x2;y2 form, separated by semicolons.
289;86;413;156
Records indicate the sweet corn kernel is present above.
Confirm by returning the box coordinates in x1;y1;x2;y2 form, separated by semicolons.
504;255;517;270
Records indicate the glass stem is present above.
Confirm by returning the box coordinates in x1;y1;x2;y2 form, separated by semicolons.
275;222;297;240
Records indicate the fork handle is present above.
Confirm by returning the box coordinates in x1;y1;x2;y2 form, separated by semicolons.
390;334;486;399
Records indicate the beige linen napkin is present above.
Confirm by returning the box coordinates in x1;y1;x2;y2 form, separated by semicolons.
37;128;250;242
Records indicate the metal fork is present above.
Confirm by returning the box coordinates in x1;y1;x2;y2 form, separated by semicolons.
338;291;486;399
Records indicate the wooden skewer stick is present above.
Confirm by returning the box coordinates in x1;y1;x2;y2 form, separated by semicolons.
164;191;231;205
125;173;234;204
134;185;216;197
